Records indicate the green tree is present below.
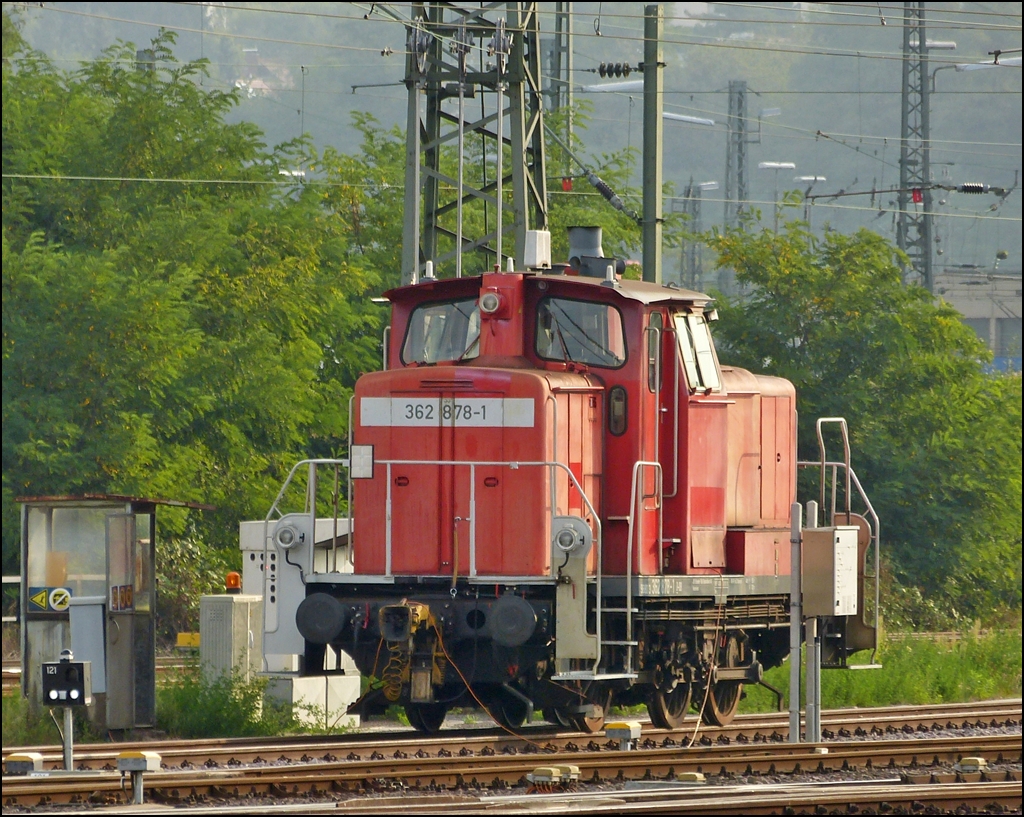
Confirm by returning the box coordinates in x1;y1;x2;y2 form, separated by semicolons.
2;26;378;574
708;220;1022;620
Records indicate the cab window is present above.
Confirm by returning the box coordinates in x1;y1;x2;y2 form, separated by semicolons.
536;296;626;368
402;298;480;364
674;312;721;392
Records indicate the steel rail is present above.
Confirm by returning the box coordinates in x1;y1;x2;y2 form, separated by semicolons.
3;732;1019;807
5;699;1019;770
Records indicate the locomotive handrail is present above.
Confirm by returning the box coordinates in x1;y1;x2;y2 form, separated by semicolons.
261;457;352;635
262;456;603;656
624;460;663;676
814;418;852;518
662;325;682;500
796;456;881;666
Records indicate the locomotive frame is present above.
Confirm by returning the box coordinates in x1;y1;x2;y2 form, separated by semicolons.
261;264;878;733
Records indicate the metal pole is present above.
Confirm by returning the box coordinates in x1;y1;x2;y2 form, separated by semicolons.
63;706;74;770
773;169;780;233
805;500;820;743
456;82;465;278
495;81;504;269
812;621;822;741
453;22;471;278
492;19;509;269
402;68;422;286
131;771;145;805
642;4;663;284
402;18;429;287
788;502;802;743
805;617;818;742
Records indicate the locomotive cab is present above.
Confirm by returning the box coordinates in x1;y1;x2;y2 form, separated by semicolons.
263;262;877;734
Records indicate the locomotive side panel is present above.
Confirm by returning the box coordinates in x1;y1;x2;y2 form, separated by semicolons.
758;375;797;527
687;399;729;569
721;367;762;528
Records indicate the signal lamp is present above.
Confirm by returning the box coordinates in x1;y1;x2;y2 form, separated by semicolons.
225;571;242;594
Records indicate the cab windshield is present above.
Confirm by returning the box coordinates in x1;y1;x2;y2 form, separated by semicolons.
402;297;481;364
536;296;626;368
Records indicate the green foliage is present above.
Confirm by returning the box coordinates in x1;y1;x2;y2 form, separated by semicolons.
156;665;296;739
2;25;380;572
2;692;100;746
740;628;1023;714
708;221;1022;620
156;663;355;738
155;536;237;646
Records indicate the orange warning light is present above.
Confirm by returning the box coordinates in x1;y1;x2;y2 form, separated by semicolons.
225;571;242;594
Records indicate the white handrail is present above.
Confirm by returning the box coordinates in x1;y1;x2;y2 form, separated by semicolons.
797;457;880;664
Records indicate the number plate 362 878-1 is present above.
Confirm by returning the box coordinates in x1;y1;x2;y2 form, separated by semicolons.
360;397;534;428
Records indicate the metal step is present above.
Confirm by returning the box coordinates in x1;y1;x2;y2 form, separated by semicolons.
552;671;638;681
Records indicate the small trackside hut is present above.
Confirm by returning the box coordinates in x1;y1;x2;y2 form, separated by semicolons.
261;257;878;734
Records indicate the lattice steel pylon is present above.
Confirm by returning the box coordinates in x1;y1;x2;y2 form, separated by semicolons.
723;80;748;230
896;1;933;292
680;178;704;290
546;2;573;178
402;2;548;285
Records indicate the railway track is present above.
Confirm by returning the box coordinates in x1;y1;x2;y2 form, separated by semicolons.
3;701;1020;811
373;781;1024;815
5;698;1020;770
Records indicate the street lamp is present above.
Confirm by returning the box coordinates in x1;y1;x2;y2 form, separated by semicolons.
663;112;716;127
795;175;826;226
758;161;796;232
577;79;644;93
932;55;1022;90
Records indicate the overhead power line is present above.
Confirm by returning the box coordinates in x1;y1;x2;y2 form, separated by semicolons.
20;2;1020;69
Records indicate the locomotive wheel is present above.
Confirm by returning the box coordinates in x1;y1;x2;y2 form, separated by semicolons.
700;681;743;726
490;693;530;730
647;681;693;730
405;702;448;734
699;633;744;727
542;706;572;728
571;686;612;733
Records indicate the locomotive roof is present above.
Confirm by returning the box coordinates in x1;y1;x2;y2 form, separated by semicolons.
385;272;714;309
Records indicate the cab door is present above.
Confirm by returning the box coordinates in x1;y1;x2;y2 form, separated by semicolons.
674;313;728;571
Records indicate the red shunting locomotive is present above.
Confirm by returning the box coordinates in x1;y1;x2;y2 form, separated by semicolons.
265;238;875;734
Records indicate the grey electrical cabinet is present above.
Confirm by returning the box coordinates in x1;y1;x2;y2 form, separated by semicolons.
802;526;859;617
200;594;263;682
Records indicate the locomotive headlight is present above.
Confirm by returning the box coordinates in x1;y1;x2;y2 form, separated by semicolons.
274;524;301;550
555;527;581;553
479;291;501;314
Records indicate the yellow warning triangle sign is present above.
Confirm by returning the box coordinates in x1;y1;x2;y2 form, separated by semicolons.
29;588;49;610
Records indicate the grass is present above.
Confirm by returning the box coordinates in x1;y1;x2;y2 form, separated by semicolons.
155;664;361;738
156;667;293;738
740;627;1023;714
1;693;100;747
